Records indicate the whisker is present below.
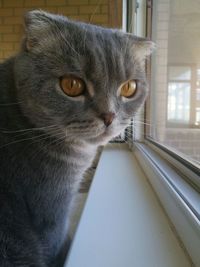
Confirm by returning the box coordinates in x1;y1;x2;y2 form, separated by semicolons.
0;128;62;149
54;22;80;56
125;128;146;134
89;0;102;23
0;101;24;106
0;124;58;134
132;121;152;126
0;126;61;147
11;126;59;138
28;133;66;161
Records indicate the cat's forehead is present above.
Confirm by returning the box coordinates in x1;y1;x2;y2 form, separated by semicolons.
60;22;137;83
63;21;128;56
24;11;153;85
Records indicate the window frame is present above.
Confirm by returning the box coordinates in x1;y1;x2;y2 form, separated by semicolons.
133;141;200;267
145;137;200;187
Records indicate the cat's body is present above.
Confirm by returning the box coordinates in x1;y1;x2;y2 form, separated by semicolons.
0;11;154;267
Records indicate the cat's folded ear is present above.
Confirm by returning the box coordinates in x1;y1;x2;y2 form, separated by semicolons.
23;10;65;51
127;35;156;64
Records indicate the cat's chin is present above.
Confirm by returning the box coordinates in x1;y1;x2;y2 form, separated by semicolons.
85;130;119;146
87;137;111;146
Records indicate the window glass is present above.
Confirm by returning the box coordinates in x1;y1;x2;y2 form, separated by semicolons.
167;82;190;123
196;89;200;101
150;0;200;165
169;66;191;81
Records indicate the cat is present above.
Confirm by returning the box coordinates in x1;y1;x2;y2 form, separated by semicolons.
0;10;154;267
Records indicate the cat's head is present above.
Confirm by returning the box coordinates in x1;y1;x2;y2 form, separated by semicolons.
14;10;154;145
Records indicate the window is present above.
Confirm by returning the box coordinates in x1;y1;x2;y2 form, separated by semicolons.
148;0;200;166
167;66;191;125
128;2;200;266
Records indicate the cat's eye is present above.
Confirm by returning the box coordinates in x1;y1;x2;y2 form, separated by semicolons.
120;80;137;98
60;76;85;97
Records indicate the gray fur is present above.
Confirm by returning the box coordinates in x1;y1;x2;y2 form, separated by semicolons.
0;10;154;267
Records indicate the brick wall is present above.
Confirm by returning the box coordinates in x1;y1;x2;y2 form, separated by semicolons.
0;0;121;62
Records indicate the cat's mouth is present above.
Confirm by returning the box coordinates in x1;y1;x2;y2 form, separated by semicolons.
85;126;123;145
65;120;127;145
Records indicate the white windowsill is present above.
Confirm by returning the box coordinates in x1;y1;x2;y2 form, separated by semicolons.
134;142;200;266
65;144;193;267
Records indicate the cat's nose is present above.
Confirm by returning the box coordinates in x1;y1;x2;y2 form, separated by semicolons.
101;112;115;127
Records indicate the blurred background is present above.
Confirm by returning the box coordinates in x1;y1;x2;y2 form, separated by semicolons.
0;0;122;62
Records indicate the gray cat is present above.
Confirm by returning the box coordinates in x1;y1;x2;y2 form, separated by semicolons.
0;10;154;267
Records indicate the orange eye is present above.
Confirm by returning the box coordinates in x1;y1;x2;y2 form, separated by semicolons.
60;76;85;97
120;80;137;98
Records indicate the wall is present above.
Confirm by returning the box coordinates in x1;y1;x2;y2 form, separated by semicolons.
0;0;122;62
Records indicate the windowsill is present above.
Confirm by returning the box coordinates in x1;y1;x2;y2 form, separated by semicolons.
134;142;200;266
64;144;193;267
